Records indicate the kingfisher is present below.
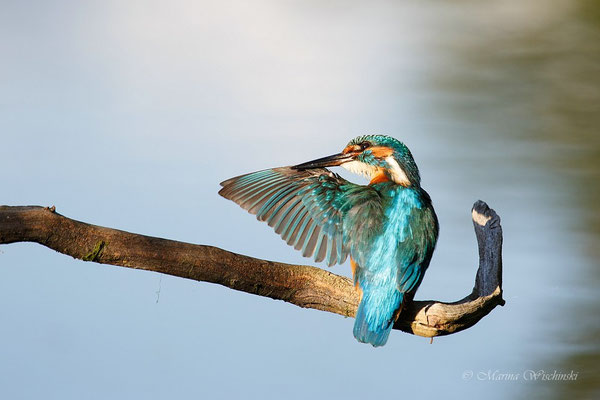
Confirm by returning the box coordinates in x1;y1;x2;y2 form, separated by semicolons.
219;135;438;347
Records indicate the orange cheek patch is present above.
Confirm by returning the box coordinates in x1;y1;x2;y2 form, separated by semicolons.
342;145;361;154
369;146;394;158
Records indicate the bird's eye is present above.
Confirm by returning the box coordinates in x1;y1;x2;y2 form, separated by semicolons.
359;142;370;150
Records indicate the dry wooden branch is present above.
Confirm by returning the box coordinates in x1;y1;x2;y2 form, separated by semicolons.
0;200;504;338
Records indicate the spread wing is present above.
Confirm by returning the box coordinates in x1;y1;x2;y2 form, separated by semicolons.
219;167;382;267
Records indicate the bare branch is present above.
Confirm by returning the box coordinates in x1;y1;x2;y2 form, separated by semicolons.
0;201;504;338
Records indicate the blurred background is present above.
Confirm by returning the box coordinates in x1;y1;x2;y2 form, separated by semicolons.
1;0;598;399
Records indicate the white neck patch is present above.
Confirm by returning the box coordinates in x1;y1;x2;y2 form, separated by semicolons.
341;157;411;186
385;156;411;186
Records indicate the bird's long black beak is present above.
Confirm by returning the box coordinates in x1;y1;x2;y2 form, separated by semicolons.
292;152;354;170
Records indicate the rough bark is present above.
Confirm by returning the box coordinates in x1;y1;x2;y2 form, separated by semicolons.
0;200;504;337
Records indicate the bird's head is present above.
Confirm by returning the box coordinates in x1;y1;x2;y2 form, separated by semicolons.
293;135;420;187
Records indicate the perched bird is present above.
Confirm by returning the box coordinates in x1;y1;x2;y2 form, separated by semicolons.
219;135;438;347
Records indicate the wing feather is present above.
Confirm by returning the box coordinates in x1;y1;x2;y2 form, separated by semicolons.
219;167;382;266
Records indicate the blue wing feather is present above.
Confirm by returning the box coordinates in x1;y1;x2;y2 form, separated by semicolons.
219;167;382;267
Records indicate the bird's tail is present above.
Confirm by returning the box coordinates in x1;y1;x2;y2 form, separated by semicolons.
353;290;403;347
